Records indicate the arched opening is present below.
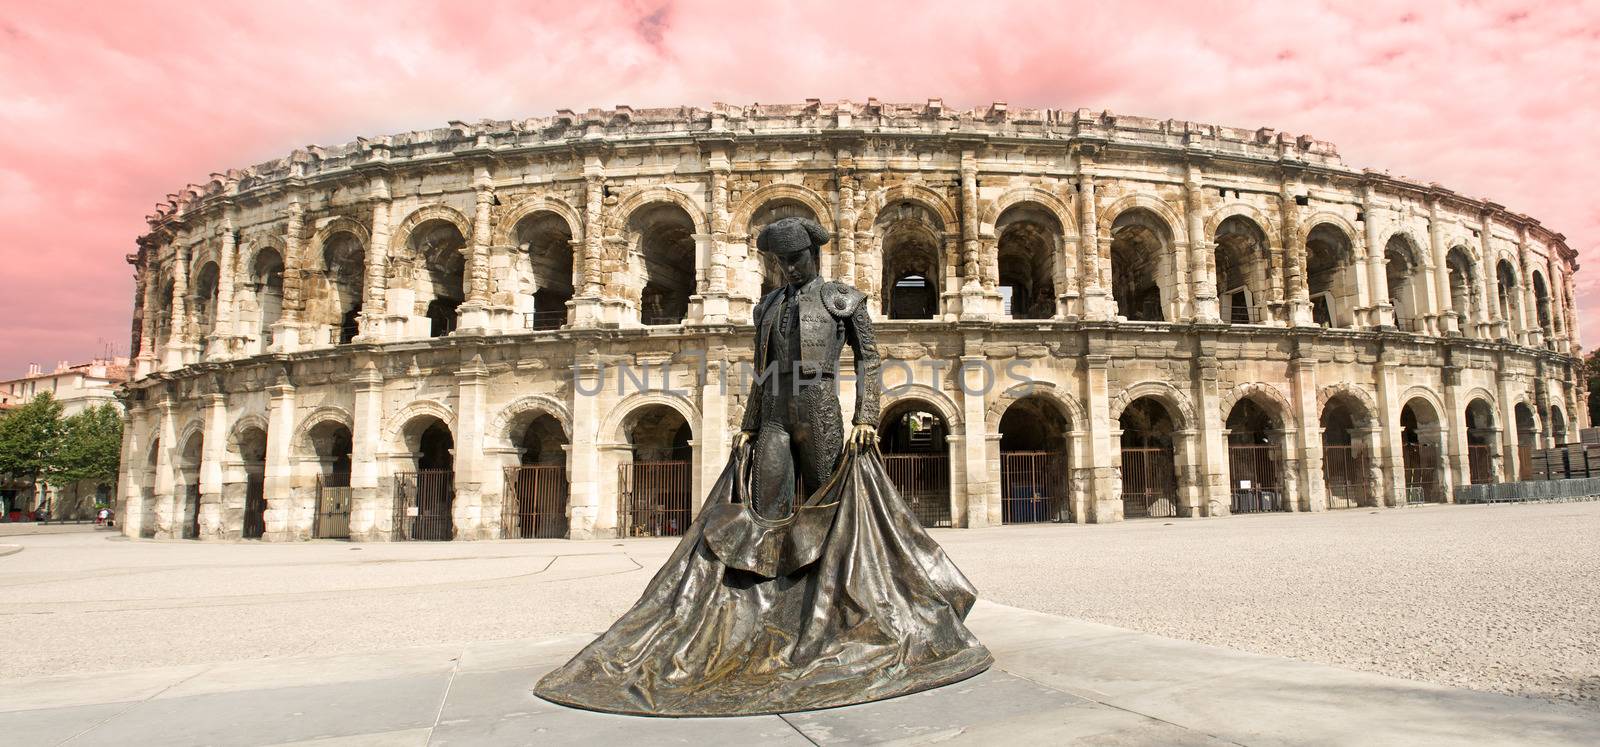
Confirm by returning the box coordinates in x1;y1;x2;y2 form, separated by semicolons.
504;412;570;538
1445;247;1476;337
1515;402;1538;479
410;220;466;338
879;202;944;320
1214;216;1269;324
997;396;1071;523
995;206;1059;320
1119;397;1179;518
1400;398;1444;503
1321;394;1373;509
155;280;176;348
514;213;573;330
630;204;695;325
179;431;203;539
1225;397;1286;512
749;199;821;301
879;399;952;527
307;421;353;539
619;404;693;537
1385;236;1423;331
1496;260;1518;338
320;232;365;344
1305;223;1358;328
396;416;454;540
1110;209;1170;322
1533;271;1554;343
1465;399;1497;485
234;426;268;539
1550;405;1568;445
192;262;220;354
251;249;284;346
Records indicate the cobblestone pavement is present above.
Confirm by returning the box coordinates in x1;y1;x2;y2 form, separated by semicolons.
2;501;1595;712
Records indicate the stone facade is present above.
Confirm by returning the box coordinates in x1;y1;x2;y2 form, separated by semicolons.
116;100;1586;541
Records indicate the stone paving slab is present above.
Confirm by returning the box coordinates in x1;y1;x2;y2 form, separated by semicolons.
2;601;1596;746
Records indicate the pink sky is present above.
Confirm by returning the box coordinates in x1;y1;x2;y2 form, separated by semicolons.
3;0;1598;377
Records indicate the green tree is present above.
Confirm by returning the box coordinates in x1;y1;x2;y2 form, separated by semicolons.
48;403;124;504
0;391;64;497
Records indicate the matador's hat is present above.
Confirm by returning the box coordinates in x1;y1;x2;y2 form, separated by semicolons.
757;217;830;256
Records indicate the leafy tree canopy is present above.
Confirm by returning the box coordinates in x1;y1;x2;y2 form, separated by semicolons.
0;391;64;482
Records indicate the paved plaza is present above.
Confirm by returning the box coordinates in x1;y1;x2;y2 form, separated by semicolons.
1;501;1597;744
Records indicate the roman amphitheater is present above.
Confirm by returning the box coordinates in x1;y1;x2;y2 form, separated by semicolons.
116;100;1585;542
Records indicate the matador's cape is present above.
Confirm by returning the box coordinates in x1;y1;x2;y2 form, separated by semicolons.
533;442;992;717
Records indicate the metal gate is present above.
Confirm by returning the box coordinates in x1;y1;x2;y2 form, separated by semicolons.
314;473;352;539
504;465;569;539
1227;444;1286;513
883;453;952;527
1322;446;1369;510
618;461;691;537
242;473;266;539
394;470;454;541
1467;444;1494;485
1402;444;1443;503
185;483;201;539
1120;447;1178;518
1000;451;1069;523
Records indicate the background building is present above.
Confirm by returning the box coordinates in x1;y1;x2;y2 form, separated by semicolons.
116;101;1585;541
1;357;128;517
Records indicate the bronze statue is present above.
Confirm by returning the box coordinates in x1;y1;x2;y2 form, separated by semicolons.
534;217;991;717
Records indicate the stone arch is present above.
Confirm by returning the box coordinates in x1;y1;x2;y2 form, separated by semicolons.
237;233;288;281
309;217;372;266
1384;231;1427;267
226;413;270;455
601;391;700;445
494;194;584;246
489;395;574;443
1205;203;1281;252
1464;388;1499;416
1398;385;1448;421
979;187;1077;237
1217;382;1294;431
1108;381;1195;431
176;419;206;460
1298;213;1360;251
1317;383;1378;422
293;405;354;456
863;183;958;230
382;399;456;450
391;204;474;253
881;383;964;430
614;187;708;236
984;381;1085;432
731;183;835;238
1098;193;1184;241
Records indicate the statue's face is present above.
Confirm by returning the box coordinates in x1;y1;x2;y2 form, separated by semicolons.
778;249;819;285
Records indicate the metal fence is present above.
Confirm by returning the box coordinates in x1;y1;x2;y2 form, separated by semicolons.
504;465;569;539
1227;444;1286;513
1120;447;1179;518
1467;444;1494;485
1322;445;1370;510
999;451;1069;523
618;461;692;537
393;470;455;541
243;473;266;539
883;453;953;527
1402;443;1444;503
522;311;565;331
314;473;352;539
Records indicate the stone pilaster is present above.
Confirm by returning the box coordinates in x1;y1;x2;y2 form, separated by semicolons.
1290;353;1325;510
1187;170;1218;323
263;380;297;540
135;258;159;378
453;353;489;539
1428;199;1455;335
151;396;178;537
1373;348;1404;505
348;361;385;540
571;152;607;326
1281;180;1312;326
198;392;228;539
835;164;857;286
1077;166;1110;321
697;146;732;323
1084;342;1119;521
209;213;238;359
567;357;603;538
1517;227;1540;346
959;352;993;526
271;194;304;352
359;176;391;342
1191;340;1226;516
164;245;190;371
1362;186;1394;328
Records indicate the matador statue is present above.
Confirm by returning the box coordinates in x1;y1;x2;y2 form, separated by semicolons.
535;217;991;716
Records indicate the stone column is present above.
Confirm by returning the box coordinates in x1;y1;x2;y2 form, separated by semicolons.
457;169;495;334
1084;343;1119;521
1077;165;1110;321
566;357;603;538
1281;180;1312;326
1428;199;1456;335
1562;270;1581;352
151;396;178;538
571;154;606;326
835;166;858;286
1517;228;1539;346
209;214;239;359
1547;254;1568;352
453;354;488;539
958;151;991;318
271;195;303;352
348;361;385;541
1478;212;1502;338
359;177;391;342
699;146;732;323
164;245;190;371
198;393;228;539
1187;171;1218;323
263;380;296;540
1362;187;1394;328
135;259;159;379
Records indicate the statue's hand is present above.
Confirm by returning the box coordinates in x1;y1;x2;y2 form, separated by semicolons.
732;430;756;451
849;424;877;448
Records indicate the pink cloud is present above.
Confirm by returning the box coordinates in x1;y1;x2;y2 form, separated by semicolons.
2;0;1597;375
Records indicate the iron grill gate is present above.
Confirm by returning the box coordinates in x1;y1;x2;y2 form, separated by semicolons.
1467;444;1494;485
883;453;952;527
1227;444;1286;513
1120;447;1178;518
504;465;569;539
394;470;455;541
185;484;201;539
1402;444;1443;503
618;461;692;537
1000;451;1069;523
1322;446;1369;510
314;473;352;539
243;473;266;539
